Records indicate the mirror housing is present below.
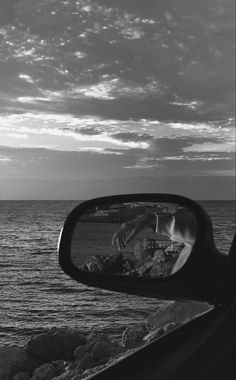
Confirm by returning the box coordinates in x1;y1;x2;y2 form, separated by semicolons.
58;194;227;304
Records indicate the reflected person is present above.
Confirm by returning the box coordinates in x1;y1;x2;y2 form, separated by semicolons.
112;209;196;274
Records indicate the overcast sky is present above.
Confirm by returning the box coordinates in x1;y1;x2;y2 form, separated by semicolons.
0;0;235;199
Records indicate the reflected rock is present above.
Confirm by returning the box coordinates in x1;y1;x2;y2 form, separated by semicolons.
165;242;184;258
79;240;186;278
80;254;124;274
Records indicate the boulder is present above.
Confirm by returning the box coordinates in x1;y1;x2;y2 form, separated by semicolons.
146;301;212;331
86;331;109;346
31;363;56;380
52;360;68;376
122;325;147;349
122;259;135;273
153;249;166;263
136;260;154;276
165;242;184;257
48;369;79;380
77;352;95;370
164;322;182;334
74;346;86;362
149;261;174;277
66;363;76;371
81;254;124;274
25;328;87;362
91;341;112;361
143;328;165;343
102;254;124;273
75;331;116;370
110;339;123;356
134;238;156;262
13;372;30;380
0;345;43;380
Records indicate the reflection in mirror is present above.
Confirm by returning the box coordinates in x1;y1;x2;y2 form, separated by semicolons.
71;202;197;278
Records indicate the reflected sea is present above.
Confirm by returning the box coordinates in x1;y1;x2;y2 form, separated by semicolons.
0;200;235;346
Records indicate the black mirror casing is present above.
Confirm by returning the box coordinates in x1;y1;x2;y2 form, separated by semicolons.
58;193;228;304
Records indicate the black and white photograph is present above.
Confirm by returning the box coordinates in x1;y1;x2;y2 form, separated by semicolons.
0;1;235;379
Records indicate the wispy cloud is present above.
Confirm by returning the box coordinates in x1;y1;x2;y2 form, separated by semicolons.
183;142;235;153
0;0;234;199
0;156;11;164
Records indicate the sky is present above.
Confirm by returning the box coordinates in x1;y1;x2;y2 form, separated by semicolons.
0;0;235;200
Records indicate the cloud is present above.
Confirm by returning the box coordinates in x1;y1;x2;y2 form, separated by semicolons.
149;136;220;154
0;0;234;198
111;132;153;142
1;0;233;123
124;156;160;169
0;156;11;164
1;124;150;150
18;73;35;84
71;127;102;136
183;142;235;153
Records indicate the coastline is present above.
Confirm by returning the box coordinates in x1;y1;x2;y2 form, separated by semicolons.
0;301;212;380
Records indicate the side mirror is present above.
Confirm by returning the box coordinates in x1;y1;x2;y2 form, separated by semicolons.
58;194;227;304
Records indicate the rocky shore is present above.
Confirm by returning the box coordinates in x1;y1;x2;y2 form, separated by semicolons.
79;238;185;277
0;301;211;380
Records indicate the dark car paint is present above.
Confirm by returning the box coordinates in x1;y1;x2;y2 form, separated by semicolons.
81;235;235;380
85;302;235;380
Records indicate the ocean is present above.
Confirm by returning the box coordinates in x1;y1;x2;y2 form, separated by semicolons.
0;200;235;346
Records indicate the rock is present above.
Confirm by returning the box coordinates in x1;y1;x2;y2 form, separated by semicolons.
81;254;123;274
52;370;80;380
164;322;182;334
25;328;87;362
74;346;85;362
110;339;123;356
77;353;95;370
122;325;147;349
122;259;135;272
102;254;124;273
53;360;68;376
0;345;43;380
87;331;109;345
134;239;156;262
149;261;174;277
91;341;112;361
81;256;103;272
67;362;76;371
153;249;166;263
136;260;155;276
74;331;118;371
31;363;56;380
95;356;110;366
146;301;213;331
143;328;165;343
13;372;30;380
165;242;184;257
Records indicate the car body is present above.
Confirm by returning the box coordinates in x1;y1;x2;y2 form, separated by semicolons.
58;194;235;380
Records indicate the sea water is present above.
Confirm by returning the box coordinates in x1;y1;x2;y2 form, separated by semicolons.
0;200;235;346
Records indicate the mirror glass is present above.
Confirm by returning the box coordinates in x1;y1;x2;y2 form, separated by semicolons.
71;202;197;278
